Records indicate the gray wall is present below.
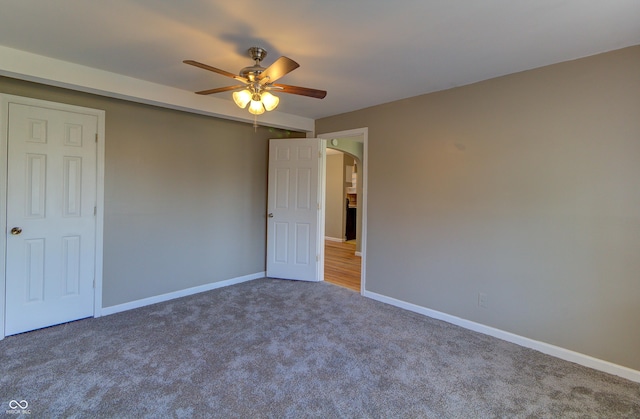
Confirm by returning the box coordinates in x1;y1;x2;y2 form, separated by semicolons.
325;152;345;240
316;46;640;371
1;76;302;308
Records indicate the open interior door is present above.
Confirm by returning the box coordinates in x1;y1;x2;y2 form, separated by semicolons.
266;138;325;281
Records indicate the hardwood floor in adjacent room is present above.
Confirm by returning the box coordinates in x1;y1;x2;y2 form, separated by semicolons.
324;240;361;292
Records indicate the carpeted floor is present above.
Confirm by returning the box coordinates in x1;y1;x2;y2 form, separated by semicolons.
1;278;639;418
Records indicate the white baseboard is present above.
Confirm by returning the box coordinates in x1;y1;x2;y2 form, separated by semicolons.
101;272;264;316
325;236;344;242
363;290;640;383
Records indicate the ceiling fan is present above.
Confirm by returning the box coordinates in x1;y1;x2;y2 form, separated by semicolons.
184;47;326;115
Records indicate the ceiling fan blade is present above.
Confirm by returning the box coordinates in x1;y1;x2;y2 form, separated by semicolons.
183;60;247;82
195;85;245;95
258;56;300;83
271;83;327;99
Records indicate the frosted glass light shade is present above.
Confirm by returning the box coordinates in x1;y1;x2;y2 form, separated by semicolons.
248;100;265;115
233;90;252;108
261;92;279;111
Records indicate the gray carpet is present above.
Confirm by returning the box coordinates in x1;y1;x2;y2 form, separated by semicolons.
1;278;638;418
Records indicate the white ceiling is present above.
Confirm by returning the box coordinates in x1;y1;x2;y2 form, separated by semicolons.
1;0;639;120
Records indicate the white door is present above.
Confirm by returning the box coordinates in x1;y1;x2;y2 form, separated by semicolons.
267;139;325;281
5;102;98;335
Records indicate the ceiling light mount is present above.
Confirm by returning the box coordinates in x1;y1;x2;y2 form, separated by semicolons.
248;47;267;64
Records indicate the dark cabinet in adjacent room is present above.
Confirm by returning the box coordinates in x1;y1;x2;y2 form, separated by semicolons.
346;198;357;241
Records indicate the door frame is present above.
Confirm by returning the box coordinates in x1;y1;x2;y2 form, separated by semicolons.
0;94;106;339
318;128;368;294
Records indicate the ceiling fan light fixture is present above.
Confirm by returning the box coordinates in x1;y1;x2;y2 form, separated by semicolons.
185;47;326;120
261;92;279;111
248;99;265;115
232;89;252;108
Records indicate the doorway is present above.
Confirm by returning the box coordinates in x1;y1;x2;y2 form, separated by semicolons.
319;128;367;294
264;129;367;292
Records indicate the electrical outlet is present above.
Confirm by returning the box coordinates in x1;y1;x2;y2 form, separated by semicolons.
478;292;488;309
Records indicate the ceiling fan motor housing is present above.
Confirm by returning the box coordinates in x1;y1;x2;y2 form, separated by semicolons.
240;65;264;81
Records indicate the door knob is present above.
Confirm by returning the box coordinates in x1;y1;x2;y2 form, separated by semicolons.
10;227;23;235
268;213;274;218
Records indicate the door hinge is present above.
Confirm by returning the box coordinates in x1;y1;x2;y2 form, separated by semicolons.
316;254;319;262
93;280;96;289
94;206;97;216
95;133;98;143
318;151;322;158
